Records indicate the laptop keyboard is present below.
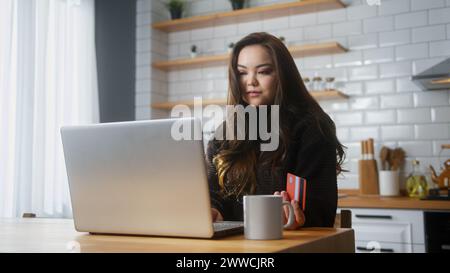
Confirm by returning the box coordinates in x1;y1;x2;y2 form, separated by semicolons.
213;221;244;232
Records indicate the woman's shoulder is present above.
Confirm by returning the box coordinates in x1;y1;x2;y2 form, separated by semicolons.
291;112;334;146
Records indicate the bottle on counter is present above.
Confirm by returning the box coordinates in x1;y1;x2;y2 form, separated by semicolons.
406;160;428;198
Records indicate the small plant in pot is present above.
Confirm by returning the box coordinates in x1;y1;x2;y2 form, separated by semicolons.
166;0;184;20
229;0;245;10
190;45;198;58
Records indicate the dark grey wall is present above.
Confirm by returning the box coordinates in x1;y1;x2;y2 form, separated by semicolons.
95;0;136;123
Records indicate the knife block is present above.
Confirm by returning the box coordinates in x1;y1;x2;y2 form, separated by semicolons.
359;159;379;195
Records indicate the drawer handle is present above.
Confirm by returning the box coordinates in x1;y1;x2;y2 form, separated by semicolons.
357;246;394;253
355;214;392;220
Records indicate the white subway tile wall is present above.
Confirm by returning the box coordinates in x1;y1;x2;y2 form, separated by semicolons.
412;25;446;43
379;29;411;47
428;6;450;24
379;0;410;15
348;33;378;49
397;108;432;123
395;11;428;29
137;0;450;189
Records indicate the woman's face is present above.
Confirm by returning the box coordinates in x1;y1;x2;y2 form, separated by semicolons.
237;45;277;106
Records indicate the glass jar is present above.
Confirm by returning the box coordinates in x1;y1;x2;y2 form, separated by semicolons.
325;77;335;91
303;77;311;91
406;160;428;198
312;76;323;92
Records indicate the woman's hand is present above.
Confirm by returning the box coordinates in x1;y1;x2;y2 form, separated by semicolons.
274;191;305;230
211;208;224;222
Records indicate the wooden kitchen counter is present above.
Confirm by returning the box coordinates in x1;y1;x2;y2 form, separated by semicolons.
338;192;450;211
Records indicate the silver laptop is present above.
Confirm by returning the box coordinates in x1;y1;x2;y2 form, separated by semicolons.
60;118;243;239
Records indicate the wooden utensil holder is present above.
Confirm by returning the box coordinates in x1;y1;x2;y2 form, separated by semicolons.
359;159;379;195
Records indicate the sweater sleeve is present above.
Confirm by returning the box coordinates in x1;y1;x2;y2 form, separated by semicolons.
292;124;338;227
205;140;227;218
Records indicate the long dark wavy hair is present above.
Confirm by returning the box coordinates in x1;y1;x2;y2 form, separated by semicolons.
213;32;346;198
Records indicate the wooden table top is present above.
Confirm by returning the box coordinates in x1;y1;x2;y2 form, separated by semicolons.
0;218;354;253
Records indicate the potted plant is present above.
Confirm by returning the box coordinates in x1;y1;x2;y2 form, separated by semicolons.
228;42;235;53
190;45;198;58
229;0;245;10
166;0;184;20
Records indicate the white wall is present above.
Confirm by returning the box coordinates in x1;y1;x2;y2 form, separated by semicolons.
136;0;450;190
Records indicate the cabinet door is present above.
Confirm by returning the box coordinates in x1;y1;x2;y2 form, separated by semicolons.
353;221;412;244
340;208;425;244
355;241;413;253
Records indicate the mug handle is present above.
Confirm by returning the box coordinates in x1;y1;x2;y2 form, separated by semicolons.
282;201;295;229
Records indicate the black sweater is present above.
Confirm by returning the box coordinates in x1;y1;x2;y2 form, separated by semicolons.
206;116;338;227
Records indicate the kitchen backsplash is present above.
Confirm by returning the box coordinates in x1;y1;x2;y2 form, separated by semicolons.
135;0;450;189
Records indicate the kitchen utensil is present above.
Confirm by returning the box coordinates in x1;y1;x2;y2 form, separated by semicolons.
379;146;389;171
359;159;379;195
391;148;405;171
359;139;379;195
386;147;394;170
361;140;366;159
362;140;371;160
430;159;450;189
368;138;374;160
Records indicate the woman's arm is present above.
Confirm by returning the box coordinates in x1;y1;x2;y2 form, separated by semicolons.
292;125;338;227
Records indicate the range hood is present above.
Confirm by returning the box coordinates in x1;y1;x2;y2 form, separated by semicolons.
411;58;450;91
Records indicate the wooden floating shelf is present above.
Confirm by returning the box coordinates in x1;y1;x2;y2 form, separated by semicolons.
152;98;227;110
153;0;345;32
151;90;349;110
312;90;349;100
153;42;347;71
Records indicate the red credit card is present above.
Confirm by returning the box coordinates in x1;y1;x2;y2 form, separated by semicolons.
286;173;307;211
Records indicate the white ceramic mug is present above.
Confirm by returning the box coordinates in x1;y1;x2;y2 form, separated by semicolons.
243;195;295;240
379;170;400;196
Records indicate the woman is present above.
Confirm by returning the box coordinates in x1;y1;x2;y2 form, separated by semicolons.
207;32;345;229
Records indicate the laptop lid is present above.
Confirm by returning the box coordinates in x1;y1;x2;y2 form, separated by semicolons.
61;118;215;238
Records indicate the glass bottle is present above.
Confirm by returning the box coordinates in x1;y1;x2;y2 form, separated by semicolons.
312;76;323;92
303;77;311;91
406;160;428;198
325;77;335;90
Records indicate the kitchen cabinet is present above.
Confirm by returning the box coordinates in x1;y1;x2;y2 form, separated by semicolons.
355;241;425;253
337;208;425;253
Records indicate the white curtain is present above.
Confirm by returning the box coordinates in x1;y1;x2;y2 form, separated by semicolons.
0;0;99;218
